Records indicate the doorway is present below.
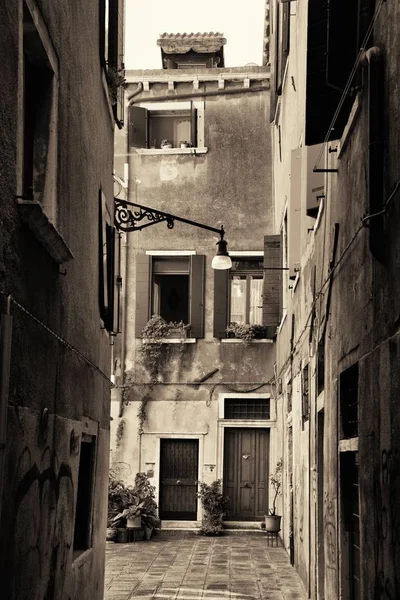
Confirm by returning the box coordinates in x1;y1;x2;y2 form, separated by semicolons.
159;439;199;520
223;428;269;520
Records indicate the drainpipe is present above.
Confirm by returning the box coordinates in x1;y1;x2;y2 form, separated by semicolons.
129;84;269;104
127;82;143;104
361;47;384;262
0;297;13;520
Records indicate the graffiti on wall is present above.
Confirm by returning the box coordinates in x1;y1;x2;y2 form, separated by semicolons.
7;445;74;600
324;492;337;573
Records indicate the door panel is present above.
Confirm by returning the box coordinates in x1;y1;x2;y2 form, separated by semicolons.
224;429;269;520
159;439;198;520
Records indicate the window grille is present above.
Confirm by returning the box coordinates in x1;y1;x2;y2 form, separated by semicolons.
224;398;270;420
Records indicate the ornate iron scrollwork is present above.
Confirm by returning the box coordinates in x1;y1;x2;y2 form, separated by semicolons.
114;199;175;232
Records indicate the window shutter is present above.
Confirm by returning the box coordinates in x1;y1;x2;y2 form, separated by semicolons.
190;255;205;338
129;106;148;148
263;235;282;332
135;255;151;338
289;148;301;278
104;224;115;332
190;103;198;147
213;269;229;338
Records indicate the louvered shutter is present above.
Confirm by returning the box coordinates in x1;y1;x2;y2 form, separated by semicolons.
190;255;205;338
135;255;151;338
213;269;229;338
263;235;282;331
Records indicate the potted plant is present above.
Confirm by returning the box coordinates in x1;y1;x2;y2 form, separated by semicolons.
226;322;256;343
265;458;283;532
197;480;229;536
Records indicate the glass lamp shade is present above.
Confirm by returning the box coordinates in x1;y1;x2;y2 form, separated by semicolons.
211;254;232;270
211;238;232;270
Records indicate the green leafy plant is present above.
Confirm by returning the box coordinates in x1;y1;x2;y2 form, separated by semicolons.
269;458;283;515
108;472;159;536
140;315;191;381
197;480;229;536
105;66;126;105
226;322;269;342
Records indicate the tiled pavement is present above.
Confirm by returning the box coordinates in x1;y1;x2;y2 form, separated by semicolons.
104;532;307;600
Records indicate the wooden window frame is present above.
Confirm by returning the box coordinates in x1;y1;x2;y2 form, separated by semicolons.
229;258;264;326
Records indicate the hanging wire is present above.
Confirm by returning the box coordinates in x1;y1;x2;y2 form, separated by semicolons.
0;292;113;386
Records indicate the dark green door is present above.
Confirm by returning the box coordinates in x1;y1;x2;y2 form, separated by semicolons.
159;439;199;520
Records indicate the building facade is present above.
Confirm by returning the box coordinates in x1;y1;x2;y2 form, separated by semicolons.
110;34;281;526
269;0;400;598
0;1;123;598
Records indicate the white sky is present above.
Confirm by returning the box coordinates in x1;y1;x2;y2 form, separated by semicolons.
124;0;266;70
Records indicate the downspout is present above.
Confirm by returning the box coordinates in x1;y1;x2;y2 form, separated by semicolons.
360;47;384;262
127;82;143;104
0;297;13;520
129;84;269;104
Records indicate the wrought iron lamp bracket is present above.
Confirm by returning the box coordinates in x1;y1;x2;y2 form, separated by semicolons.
114;198;225;238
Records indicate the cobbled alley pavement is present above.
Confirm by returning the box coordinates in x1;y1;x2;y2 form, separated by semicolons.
104;532;307;600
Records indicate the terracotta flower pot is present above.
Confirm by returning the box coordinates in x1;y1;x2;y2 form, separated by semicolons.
264;514;281;532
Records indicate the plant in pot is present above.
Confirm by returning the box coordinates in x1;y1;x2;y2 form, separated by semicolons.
226;322;256;343
197;480;229;536
265;458;283;532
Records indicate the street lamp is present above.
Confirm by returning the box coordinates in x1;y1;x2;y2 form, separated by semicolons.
114;199;232;270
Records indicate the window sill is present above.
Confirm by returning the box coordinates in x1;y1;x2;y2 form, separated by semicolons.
339;437;358;453
72;548;93;567
142;338;196;344
18;200;74;264
135;147;208;156
221;338;274;344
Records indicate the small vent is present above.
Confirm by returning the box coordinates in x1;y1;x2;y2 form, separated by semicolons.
224;398;270;420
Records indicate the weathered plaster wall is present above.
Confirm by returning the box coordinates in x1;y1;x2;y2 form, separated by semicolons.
0;1;115;598
111;70;277;513
271;0;400;598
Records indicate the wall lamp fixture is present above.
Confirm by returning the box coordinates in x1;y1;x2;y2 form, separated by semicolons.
114;198;232;270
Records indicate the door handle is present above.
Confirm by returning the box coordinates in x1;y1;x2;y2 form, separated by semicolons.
176;480;181;484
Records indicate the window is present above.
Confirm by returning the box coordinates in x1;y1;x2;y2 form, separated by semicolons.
317;337;325;396
213;240;282;339
128;101;204;150
135;254;205;338
230;258;264;325
100;0;125;127
22;0;58;221
225;397;270;420
340;363;359;439
73;434;96;552
152;258;190;324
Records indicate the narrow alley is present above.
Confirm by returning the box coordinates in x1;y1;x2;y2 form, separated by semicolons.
104;533;306;600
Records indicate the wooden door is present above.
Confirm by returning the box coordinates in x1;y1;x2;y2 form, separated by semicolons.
223;429;269;520
159;439;198;520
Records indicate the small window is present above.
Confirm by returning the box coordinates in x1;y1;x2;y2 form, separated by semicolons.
129;103;200;149
152;258;189;324
22;1;58;219
317;337;325;396
225;398;270;420
229;258;264;325
73;434;96;552
340;363;359;439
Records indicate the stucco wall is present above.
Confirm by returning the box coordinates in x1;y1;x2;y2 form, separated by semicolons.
0;1;115;598
111;71;278;516
271;0;400;598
